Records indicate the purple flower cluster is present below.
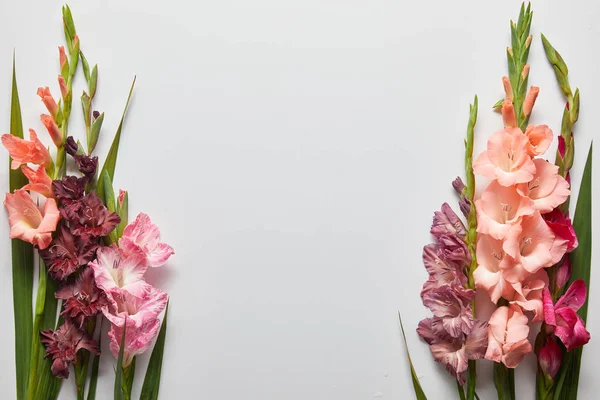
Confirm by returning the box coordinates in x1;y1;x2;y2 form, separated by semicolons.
417;202;488;384
40;137;119;379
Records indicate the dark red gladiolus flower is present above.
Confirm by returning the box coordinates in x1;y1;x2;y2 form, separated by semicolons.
61;193;120;239
39;225;99;280
40;319;100;379
56;267;108;327
52;176;86;205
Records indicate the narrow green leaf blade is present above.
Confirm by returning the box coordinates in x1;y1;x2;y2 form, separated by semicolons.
140;302;170;400
398;313;428;400
557;143;593;400
86;320;102;400
96;77;135;203
114;322;127;400
9;54;34;400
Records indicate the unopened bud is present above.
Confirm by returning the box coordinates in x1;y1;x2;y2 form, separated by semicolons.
556;257;572;290
523;86;540;117
521;64;530;80
502;76;513;101
539;337;562;379
525;35;532;49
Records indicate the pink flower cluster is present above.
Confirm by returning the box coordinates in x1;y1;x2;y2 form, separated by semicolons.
2;81;174;378
472;78;588;368
417;203;488;384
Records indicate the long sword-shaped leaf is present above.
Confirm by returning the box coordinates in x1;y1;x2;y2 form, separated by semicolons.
398;313;428;400
115;321;127;400
140;302;170;400
556;143;593;400
86;319;103;400
96;77;135;203
8;54;34;400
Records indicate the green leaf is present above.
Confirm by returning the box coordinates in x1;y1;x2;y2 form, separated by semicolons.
9;54;34;400
555;143;593;400
493;363;515;400
397;313;428;400
140;302;170;400
96;77;136;203
86;319;103;400
88;112;104;155
62;5;76;46
114;322;127;400
80;51;91;82
90;64;98;98
81;91;91;127
26;260;48;400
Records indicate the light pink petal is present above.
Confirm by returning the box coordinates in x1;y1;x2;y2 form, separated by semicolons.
505;308;529;343
473;152;496;180
502;338;532;368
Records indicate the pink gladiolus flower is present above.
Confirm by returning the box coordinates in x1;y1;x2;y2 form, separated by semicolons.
4;189;60;249
473;234;519;303
544;209;578;253
421;285;474;337
543;280;591;351
517;159;570;213
475;182;534;240
55;267;108;327
108;318;161;367
90;245;149;298
21;165;54;198
485;306;533;368
524;124;552;157
2;129;52;170
509;269;548;322
37;87;58;118
538;337;562;379
103;285;168;328
473;128;536;186
41;114;63;147
503;212;560;274
120;213;174;268
40;319;99;379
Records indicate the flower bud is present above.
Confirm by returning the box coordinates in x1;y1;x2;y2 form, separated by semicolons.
65;136;78;156
452;177;465;194
40;114;63;147
525;35;532;49
539;337;562;379
37;87;58;118
555;256;572;290
521;64;530;80
58;76;68;99
502;76;513;101
58;46;67;69
523;86;540;117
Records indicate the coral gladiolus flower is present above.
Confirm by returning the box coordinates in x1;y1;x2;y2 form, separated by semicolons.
21;165;54;198
485;306;532;368
4;189;60;249
517;159;570;213
509;269;548;322
543;280;591;351
473;128;536;186
475;181;534;240
1;129;52;170
503;212;556;274
37;87;58;118
473;234;519;303
108;318;161;367
120;213;174;268
90;245;149;298
524;124;552;157
102;286;168;329
40;319;99;379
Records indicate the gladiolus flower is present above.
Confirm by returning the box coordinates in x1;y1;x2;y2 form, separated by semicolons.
544;209;578;252
517;159;570;213
524;124;552;157
509;269;548;322
52;175;86;205
475;182;534;240
108;318;161;367
39;225;99;280
102;286;168;329
473;128;536;186
431;202;467;238
120;213;174;268
543;280;590;351
2;129;52;170
4;189;60;249
474;234;519;303
538;337;562;379
40;319;99;379
485;306;532;368
421;285;474;337
61;193;120;239
90;245;149;298
21;165;54;198
422;244;466;287
41;114;63;147
37;87;58;118
503;212;564;274
55;267;108;327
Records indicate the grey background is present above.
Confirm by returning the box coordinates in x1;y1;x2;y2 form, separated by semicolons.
0;0;598;399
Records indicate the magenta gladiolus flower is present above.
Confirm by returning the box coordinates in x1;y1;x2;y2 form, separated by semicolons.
544;209;578;253
543;279;590;351
119;213;174;268
102;285;168;329
40;225;99;280
90;245;149;298
108;318;161;367
55;267;108;327
40;319;99;379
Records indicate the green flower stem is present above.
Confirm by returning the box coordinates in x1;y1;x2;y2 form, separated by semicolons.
26;263;47;400
464;96;478;400
509;3;533;131
122;358;136;400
